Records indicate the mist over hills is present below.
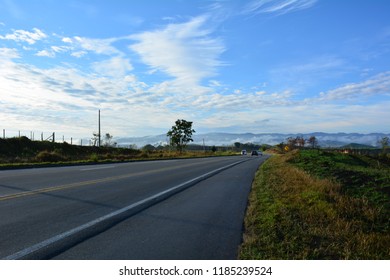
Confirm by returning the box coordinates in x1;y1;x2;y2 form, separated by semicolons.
116;132;390;148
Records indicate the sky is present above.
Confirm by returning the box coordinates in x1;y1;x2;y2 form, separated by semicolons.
1;0;390;141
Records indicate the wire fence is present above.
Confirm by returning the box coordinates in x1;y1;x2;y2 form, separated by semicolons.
1;128;92;146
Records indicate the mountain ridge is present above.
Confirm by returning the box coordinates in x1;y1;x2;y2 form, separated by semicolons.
116;132;390;148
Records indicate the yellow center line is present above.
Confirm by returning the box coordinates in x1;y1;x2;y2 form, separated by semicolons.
0;160;219;202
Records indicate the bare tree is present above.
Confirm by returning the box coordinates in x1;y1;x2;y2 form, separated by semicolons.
91;132;99;146
103;133;116;147
296;136;306;148
307;136;319;149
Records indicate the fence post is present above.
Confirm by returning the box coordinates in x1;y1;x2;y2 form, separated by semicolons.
2;129;5;139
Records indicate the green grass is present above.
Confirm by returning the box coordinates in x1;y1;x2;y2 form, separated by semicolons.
239;150;389;260
288;150;390;208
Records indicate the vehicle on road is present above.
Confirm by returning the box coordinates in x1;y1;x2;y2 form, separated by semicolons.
251;150;258;156
241;150;247;155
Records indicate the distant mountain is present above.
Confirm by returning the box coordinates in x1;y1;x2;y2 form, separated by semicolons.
339;143;376;149
116;132;389;148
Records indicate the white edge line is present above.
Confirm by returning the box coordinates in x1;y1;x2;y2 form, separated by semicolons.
3;159;248;260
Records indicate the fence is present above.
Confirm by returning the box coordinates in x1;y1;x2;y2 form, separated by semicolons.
1;128;92;146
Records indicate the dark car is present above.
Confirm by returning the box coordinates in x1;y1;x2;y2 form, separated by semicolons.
251;150;258;156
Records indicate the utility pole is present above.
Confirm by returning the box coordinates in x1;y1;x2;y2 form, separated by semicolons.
98;109;101;147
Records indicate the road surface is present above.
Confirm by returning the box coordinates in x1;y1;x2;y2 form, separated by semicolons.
0;155;269;259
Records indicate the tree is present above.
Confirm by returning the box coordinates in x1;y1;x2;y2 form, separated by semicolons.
142;144;155;151
296;136;305;148
378;136;389;153
307;136;319;149
91;132;99;146
103;133;116;147
167;119;195;152
286;137;297;150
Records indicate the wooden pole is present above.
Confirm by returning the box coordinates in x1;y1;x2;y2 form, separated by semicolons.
98;109;101;147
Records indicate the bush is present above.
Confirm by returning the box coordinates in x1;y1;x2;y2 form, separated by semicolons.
35;151;66;162
89;153;99;162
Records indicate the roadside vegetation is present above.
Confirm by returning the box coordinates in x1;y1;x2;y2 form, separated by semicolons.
239;149;389;259
0;136;238;169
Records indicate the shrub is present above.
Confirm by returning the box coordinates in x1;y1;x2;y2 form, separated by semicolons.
89;153;99;162
35;151;66;162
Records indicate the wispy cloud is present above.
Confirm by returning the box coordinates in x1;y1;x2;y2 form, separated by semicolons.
242;0;317;15
62;36;120;56
269;55;347;91
92;56;133;77
317;71;390;101
130;16;225;86
35;49;55;58
0;27;47;44
0;47;20;59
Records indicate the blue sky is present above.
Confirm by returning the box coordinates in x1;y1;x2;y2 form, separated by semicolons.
1;0;390;140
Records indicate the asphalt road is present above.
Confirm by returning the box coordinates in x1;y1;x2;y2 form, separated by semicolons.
0;155;269;260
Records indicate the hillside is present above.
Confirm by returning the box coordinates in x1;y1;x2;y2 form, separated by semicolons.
0;136;140;164
240;150;389;259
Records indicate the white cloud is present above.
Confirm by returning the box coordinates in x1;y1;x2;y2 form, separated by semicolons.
60;35;121;56
0;47;20;59
92;56;133;77
0;28;47;44
62;37;73;43
71;50;87;58
0;51;179;138
35;49;55;58
242;0;317;15
318;71;390;101
51;46;70;53
130;16;225;86
72;36;120;55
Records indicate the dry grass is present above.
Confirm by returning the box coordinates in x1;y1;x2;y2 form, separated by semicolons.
239;151;389;259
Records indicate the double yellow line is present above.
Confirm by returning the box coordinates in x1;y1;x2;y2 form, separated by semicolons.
0;173;133;202
0;160;212;202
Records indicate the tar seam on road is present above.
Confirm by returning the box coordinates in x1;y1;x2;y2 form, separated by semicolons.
3;158;250;260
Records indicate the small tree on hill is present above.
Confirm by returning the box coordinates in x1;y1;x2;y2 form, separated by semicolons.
308;136;319;149
91;132;99;146
378;136;389;154
103;133;116;147
167;119;195;153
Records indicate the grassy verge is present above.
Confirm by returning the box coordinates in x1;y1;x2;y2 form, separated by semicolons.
239;150;389;259
0;150;239;170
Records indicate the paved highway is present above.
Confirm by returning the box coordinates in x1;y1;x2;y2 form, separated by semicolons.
0;155;269;259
